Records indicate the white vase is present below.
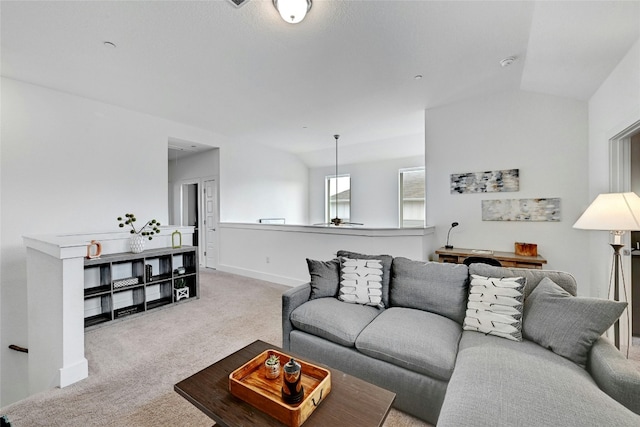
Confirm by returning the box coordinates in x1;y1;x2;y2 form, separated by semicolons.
130;234;145;253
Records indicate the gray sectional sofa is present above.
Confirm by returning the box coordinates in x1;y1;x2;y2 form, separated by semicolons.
282;250;640;426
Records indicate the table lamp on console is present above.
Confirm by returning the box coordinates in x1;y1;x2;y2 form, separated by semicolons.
573;192;640;350
445;222;459;249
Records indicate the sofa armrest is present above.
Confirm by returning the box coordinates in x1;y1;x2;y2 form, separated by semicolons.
587;336;640;415
282;283;311;351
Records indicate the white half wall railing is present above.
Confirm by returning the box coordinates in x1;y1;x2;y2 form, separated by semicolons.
217;223;436;286
22;227;194;396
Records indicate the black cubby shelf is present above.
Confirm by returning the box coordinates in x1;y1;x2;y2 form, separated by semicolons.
83;246;199;329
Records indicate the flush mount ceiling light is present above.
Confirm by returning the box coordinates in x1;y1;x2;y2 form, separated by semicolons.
273;0;312;24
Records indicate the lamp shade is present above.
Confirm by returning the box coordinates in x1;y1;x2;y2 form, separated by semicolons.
573;192;640;232
273;0;312;24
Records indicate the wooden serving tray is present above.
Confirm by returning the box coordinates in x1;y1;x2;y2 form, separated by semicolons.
229;349;331;427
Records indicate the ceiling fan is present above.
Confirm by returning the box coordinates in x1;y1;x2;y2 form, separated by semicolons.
314;134;363;227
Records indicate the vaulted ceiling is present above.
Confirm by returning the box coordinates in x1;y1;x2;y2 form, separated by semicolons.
2;1;638;166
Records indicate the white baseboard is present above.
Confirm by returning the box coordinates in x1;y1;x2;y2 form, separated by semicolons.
59;358;89;388
215;264;305;287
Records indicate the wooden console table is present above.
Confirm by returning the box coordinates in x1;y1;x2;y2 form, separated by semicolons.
435;247;547;269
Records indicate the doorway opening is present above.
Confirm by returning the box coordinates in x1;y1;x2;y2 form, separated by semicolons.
181;183;199;246
610;120;640;352
630;133;640;338
168;139;220;269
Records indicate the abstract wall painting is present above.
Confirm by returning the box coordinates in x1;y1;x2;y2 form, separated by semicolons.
450;169;519;194
482;198;561;222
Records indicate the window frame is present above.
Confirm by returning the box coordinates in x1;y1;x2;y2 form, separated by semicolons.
325;174;351;224
399;167;425;228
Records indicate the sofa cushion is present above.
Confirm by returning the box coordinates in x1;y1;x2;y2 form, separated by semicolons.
337;250;393;308
355;307;462;381
290;298;380;347
338;257;384;308
306;258;340;300
523;277;627;367
463;274;525;342
390;257;468;324
469;263;577;297
437;331;640;427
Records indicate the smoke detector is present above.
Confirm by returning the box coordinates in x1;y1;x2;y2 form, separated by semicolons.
500;56;517;68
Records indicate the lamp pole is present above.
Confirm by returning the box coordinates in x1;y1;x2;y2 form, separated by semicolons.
611;243;623;349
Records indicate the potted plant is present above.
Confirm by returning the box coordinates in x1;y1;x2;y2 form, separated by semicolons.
264;353;281;379
117;213;161;253
174;278;189;301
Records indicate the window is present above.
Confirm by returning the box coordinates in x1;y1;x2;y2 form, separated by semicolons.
399;168;425;228
326;175;351;223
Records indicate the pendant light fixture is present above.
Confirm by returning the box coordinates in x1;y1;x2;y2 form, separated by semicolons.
273;0;312;24
313;135;363;227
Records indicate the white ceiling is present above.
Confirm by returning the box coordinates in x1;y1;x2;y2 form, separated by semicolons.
2;1;639;166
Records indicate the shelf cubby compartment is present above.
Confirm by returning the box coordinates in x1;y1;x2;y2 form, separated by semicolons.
84;264;111;297
112;259;144;286
84;295;112;328
146;281;173;310
179;275;197;301
113;287;145;319
145;255;172;282
173;252;197;275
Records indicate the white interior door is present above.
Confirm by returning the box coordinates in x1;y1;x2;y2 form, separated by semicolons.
204;179;218;268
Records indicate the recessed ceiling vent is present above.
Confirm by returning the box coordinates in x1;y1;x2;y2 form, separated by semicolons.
228;0;250;7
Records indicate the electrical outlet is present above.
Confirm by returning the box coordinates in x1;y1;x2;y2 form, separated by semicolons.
266;257;270;264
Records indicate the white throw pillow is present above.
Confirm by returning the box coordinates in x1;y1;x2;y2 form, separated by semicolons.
463;274;525;341
339;257;384;308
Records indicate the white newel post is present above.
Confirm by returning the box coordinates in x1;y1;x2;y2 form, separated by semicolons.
25;242;88;394
23;227;194;395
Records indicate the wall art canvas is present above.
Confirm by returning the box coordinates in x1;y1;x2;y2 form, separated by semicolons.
482;198;561;222
451;169;519;194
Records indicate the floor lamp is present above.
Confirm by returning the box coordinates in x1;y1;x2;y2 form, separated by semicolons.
573;192;640;350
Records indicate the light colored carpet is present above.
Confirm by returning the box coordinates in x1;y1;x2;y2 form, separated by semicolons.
4;269;639;426
1;269;429;427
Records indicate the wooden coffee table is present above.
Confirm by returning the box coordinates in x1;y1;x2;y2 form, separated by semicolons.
175;340;396;426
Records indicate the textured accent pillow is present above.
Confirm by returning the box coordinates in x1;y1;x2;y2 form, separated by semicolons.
463;274;526;341
339;257;384;308
306;258;340;300
337;250;393;307
523;277;627;367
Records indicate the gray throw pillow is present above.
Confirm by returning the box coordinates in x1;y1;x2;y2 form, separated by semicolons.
306;258;340;299
523;277;627;367
337;250;393;307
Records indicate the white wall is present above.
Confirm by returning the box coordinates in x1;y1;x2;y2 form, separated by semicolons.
0;77;309;406
309;156;424;227
588;39;640;299
425;90;590;288
220;143;309;225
